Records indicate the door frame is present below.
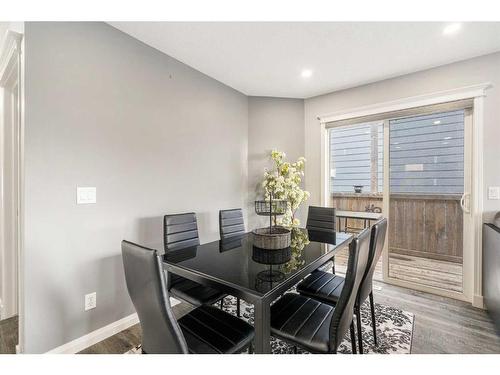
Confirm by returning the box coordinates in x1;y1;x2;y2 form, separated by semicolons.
319;83;491;307
380;109;473;303
0;29;24;351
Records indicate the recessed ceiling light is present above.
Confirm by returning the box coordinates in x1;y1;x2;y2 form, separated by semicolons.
443;23;462;36
433;120;441;125
301;69;313;78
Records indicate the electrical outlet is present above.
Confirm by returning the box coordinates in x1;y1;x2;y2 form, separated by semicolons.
85;292;96;311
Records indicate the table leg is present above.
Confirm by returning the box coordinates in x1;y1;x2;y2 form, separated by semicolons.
345;217;348;232
253;299;271;354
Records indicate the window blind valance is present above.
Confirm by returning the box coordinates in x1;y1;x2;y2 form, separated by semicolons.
324;99;473;129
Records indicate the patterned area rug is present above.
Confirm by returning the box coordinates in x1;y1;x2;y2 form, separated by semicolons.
126;292;414;354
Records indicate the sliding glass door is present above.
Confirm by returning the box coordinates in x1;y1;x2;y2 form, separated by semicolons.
385;109;470;295
328;121;384;279
327;105;473;299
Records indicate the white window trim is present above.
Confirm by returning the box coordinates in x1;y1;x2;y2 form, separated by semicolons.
319;83;491;307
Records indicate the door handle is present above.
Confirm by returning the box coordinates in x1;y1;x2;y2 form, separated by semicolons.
460;192;471;214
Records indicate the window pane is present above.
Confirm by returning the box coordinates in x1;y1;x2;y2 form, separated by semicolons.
329;121;384;194
389;110;464;194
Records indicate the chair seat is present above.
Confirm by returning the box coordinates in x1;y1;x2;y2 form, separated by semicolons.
179;305;254;354
296;270;345;305
270;293;335;353
170;277;227;306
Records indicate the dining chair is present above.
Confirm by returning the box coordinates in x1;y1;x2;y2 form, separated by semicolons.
219;208;246;238
306;206;337;273
121;240;255;354
219;208;245;317
269;228;371;354
296;218;387;353
164;213;227;307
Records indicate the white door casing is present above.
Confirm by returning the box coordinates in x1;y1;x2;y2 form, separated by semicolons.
0;28;24;351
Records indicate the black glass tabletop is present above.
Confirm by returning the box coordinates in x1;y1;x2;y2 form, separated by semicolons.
158;228;352;298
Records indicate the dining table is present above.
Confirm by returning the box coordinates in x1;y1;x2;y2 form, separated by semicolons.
336;210;383;231
146;228;352;354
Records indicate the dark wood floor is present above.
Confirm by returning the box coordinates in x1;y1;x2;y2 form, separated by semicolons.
0;315;18;354
79;282;500;354
79;303;193;354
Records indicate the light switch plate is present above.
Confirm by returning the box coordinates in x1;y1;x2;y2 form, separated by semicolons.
85;292;96;311
77;187;96;204
488;186;500;200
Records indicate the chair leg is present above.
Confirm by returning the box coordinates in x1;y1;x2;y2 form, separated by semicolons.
349;321;357;354
293;345;297;354
332;256;336;274
237;297;241;317
369;291;377;346
248;342;254;354
356;305;364;354
220;298;224;309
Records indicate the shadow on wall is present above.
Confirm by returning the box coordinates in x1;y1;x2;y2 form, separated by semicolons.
134;212;217;247
248;150;272;230
88;253;135;331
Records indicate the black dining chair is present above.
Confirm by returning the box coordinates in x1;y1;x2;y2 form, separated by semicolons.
219;208;246;238
219;208;245;317
296;218;387;353
269;228;371;354
121;240;255;354
307;206;337;273
164;213;227;307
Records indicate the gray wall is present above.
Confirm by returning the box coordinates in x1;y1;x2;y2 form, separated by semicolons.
248;97;305;229
305;52;500;222
23;22;248;353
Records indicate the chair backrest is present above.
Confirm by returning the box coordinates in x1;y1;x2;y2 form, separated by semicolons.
306;206;336;233
328;228;371;352
219;234;245;253
357;218;387;304
164;212;200;252
121;240;188;354
219;208;246;239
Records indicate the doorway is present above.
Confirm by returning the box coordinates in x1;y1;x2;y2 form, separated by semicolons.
0;29;23;354
325;101;474;302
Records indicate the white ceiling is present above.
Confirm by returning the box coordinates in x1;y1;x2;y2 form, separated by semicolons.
109;22;500;98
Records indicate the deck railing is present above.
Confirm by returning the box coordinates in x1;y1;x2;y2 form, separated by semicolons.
331;193;463;264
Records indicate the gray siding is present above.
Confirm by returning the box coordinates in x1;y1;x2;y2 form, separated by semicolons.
389;110;464;194
329;122;383;193
329;109;465;195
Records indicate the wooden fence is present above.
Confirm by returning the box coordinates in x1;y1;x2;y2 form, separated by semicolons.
331;193;463;263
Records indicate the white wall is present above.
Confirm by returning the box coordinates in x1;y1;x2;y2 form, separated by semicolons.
305;52;500;222
248;97;305;229
23;22;248;353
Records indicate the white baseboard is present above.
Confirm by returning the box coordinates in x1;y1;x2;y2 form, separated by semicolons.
46;297;180;354
46;313;139;354
473;294;485;309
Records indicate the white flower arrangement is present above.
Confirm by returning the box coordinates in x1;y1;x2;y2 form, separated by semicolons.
262;150;310;228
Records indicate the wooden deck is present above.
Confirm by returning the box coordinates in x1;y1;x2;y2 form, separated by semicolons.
334;248;463;292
